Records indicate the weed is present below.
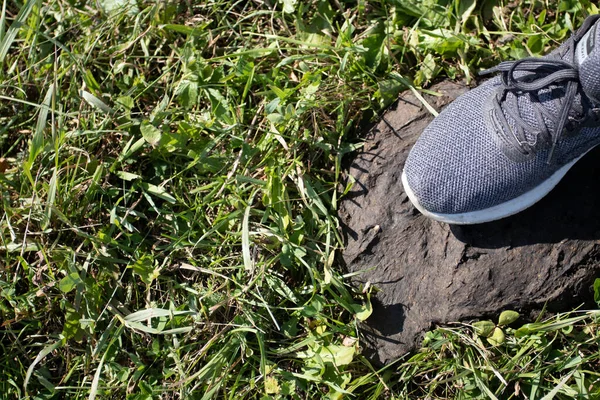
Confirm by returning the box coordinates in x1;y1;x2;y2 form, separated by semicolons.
0;0;599;399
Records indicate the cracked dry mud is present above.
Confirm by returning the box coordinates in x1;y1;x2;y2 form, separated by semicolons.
339;80;600;365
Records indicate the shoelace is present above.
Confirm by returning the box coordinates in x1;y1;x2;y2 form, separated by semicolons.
481;57;596;164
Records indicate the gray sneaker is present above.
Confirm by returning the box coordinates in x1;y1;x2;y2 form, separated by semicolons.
402;15;600;225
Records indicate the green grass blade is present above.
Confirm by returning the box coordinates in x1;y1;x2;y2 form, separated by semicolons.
242;190;258;272
43;168;58;229
540;370;575;400
89;325;123;400
24;338;65;395
1;2;597;399
242;203;252;272
23;82;54;185
0;1;7;43
0;0;37;64
80;90;112;114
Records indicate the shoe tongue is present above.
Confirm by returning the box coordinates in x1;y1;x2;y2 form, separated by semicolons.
509;88;570;144
577;18;600;102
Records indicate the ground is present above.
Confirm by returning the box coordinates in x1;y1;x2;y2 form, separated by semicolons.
1;1;600;399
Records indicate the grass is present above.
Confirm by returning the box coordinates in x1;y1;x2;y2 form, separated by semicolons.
1;0;600;398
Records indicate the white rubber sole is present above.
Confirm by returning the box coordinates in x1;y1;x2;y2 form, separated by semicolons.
401;147;597;225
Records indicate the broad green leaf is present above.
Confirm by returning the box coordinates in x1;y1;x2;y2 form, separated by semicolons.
175;78;198;108
122;319;193;335
279;0;296;13
119;137;146;163
269;85;289;100
317;344;355;367
282;316;300;338
473;320;495;337
266;113;284;124
59;272;82;293
561;355;583;371
527;34;544;55
163;23;194;35
206;88;230;121
376;78;404;108
116;95;134;110
414;53;439;86
456;0;476;24
515;314;592;337
594;278;600;306
62;306;84;341
141;121;162;146
537;9;547;25
265;274;299;303
300;177;327;216
353;300;373;322
487;327;505;346
392;0;424;18
498;310;520;326
302;296;324;317
131;254;159;285
161;23;209;36
0;241;40;253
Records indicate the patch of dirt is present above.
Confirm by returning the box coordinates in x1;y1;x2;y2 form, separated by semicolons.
339;80;600;365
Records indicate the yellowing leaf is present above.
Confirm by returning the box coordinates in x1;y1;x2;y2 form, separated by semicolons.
265;376;280;395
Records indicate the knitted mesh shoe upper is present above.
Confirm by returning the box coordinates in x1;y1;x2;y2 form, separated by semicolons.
580;21;600;101
403;15;600;217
